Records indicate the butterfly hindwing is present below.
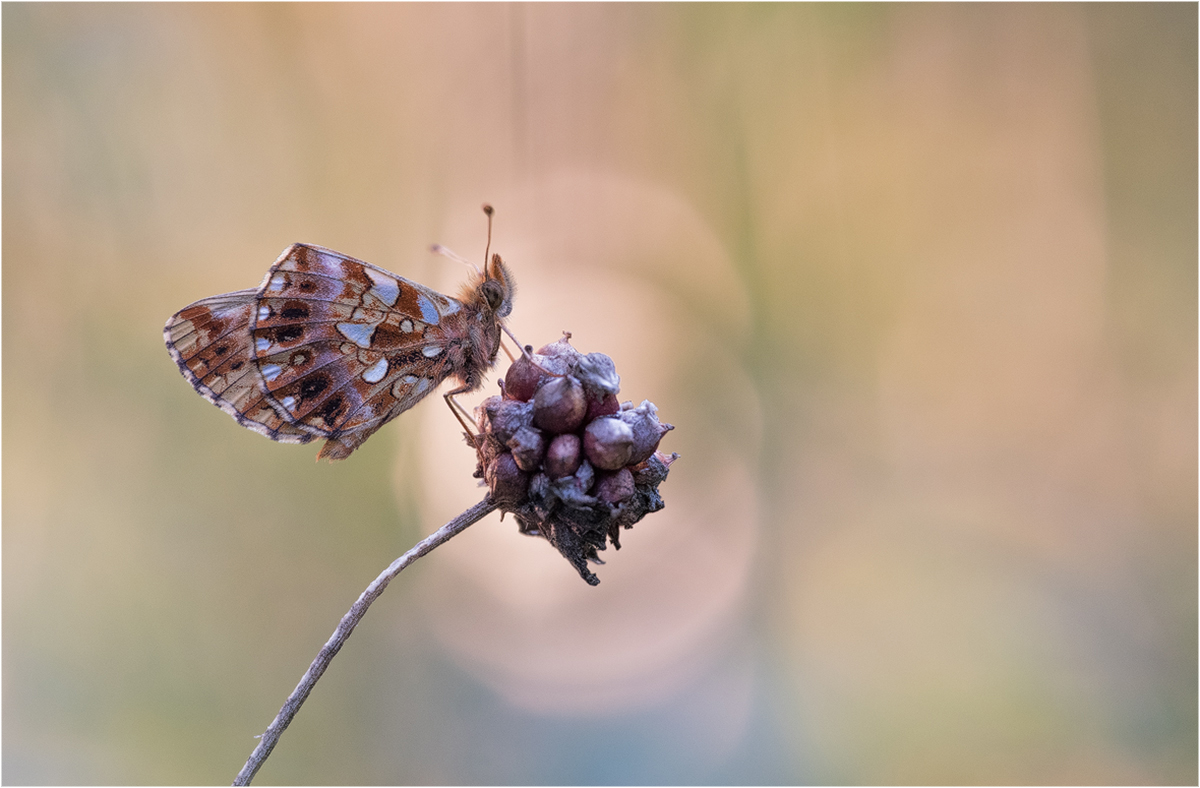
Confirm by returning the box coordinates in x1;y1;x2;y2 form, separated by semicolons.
163;290;314;444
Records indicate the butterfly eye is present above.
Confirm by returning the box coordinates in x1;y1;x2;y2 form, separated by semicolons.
481;280;504;311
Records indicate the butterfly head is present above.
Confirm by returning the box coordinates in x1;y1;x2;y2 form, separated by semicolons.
468;252;515;320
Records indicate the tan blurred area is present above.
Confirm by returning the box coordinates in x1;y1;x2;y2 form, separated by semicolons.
4;4;1195;784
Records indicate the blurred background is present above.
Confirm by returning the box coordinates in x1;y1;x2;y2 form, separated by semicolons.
4;3;1195;784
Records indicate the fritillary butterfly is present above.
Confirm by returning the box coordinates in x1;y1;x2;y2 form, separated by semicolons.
164;207;514;461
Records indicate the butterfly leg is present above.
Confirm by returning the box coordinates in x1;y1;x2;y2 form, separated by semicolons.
443;385;480;442
499;337;518;363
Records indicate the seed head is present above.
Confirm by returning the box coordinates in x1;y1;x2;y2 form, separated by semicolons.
471;334;678;585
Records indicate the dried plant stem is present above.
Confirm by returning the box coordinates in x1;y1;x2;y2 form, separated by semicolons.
233;496;499;786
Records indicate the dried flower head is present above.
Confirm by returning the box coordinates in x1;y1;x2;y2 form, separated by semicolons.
473;334;677;585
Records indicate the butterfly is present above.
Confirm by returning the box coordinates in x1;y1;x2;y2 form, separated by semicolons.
164;207;515;461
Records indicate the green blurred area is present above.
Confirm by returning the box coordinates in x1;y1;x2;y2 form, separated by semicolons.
3;4;1195;784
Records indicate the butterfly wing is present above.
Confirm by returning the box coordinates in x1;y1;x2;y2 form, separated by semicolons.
164;289;315;443
248;243;470;460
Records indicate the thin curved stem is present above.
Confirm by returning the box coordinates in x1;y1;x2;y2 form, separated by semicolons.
233;496;499;786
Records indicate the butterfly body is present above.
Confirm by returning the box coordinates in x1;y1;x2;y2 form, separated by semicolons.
165;241;514;460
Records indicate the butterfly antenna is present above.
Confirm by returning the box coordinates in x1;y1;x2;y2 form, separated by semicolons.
482;203;494;280
430;243;482;278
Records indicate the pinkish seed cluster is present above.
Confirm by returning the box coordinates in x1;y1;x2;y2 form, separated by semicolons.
472;335;677;585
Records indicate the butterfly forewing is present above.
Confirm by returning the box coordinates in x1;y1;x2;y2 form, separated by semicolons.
247;244;466;451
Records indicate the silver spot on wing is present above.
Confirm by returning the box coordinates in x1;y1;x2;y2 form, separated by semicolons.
417;294;439;324
362;357;389;384
336;322;376;349
363;268;400;307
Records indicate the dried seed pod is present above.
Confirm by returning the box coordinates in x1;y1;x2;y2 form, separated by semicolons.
585;390;621;421
484;397;535;446
575;352;620;395
486;452;529;506
537;335;584;367
544;433;583;478
503;352;543;402
618;400;674;465
595;468;636;505
504;352;569;402
583;416;635;470
507;426;546;472
533;375;588;434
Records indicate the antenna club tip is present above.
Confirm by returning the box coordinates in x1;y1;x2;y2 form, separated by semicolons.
482;203;494;216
